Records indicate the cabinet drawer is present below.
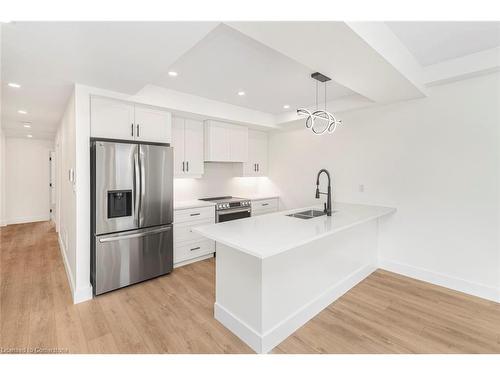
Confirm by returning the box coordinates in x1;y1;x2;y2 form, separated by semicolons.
252;208;277;217
174;206;215;224
174;219;213;244
251;198;278;212
174;240;215;264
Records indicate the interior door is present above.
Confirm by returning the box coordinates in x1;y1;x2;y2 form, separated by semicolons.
94;141;139;235
139;144;173;228
135;106;172;143
49;151;56;218
184;118;204;176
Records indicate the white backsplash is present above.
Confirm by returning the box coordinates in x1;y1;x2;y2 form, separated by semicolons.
174;162;279;201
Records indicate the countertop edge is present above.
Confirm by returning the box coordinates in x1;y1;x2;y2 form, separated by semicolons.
174;200;217;210
193;205;396;259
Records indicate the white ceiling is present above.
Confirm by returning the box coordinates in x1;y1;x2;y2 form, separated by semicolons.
155;24;357;114
1;21;218;137
387;22;500;66
2;21;500;139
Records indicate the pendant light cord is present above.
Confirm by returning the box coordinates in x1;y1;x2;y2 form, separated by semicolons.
315;80;318;110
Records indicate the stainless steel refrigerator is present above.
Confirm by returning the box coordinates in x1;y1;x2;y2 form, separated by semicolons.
91;139;174;295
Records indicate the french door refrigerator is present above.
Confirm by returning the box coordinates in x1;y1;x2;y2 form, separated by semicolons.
91;139;174;295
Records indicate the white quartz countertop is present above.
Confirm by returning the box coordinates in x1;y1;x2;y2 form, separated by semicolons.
174;200;216;210
194;202;396;259
246;194;280;201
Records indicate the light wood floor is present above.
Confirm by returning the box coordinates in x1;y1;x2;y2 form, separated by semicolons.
1;221;499;354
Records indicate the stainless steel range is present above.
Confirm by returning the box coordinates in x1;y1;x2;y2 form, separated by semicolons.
199;196;251;222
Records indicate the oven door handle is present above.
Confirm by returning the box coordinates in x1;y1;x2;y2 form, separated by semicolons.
218;207;251;215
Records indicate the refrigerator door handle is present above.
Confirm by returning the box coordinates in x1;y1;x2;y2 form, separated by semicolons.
99;226;172;243
139;146;146;226
133;147;141;226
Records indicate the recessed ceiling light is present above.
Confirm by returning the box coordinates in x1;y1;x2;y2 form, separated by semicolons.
18;110;27;114
27;134;33;138
283;104;290;109
168;71;178;77
237;91;246;96
23;124;31;128
8;82;21;88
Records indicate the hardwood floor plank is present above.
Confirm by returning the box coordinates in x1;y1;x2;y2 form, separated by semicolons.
1;222;499;354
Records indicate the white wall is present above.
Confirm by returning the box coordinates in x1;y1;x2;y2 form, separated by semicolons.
4;137;54;224
269;72;500;301
55;91;78;300
0;129;5;227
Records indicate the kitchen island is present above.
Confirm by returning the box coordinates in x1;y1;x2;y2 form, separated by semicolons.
194;202;396;353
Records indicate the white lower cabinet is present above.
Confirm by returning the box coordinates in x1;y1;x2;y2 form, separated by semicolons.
173;206;216;267
251;197;279;216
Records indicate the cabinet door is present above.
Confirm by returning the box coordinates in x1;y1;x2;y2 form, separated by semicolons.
90;96;135;140
184;119;204;176
254;130;268;176
134;105;172;143
205;121;230;161
242;129;267;176
172;117;185;177
229;125;248;162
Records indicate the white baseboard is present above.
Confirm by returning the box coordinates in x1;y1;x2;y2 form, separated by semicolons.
58;233;92;304
73;285;93;304
6;215;50;225
214;303;264;353
58;233;76;297
215;264;377;353
379;259;500;303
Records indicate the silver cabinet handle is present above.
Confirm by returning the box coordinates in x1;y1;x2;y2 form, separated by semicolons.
261;203;269;206
131;123;134;137
190;246;201;251
257;163;259;172
137;124;140;137
99;226;171;243
186;161;189;172
190;212;200;216
182;161;185;172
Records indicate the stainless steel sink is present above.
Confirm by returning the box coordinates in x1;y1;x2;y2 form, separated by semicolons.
286;209;328;219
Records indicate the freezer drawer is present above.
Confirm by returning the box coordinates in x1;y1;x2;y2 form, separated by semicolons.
94;224;173;295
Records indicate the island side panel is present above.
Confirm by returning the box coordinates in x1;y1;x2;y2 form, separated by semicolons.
260;220;379;352
214;242;263;352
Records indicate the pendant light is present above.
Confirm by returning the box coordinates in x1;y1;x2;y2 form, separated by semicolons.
297;72;342;135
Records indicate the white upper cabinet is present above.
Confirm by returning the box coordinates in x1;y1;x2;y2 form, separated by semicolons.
90;96;135;140
134;105;172;143
172;117;186;177
238;129;268;176
184;118;205;176
204;120;248;162
90;96;172;143
172;116;204;178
